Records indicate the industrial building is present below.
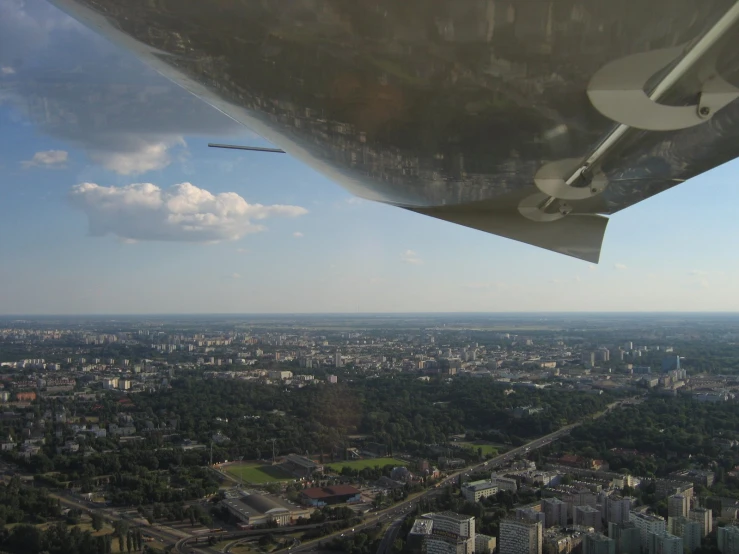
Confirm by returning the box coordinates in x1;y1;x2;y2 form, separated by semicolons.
220;491;309;527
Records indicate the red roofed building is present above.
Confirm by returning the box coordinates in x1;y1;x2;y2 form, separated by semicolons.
559;454;582;467
15;391;36;402
300;485;361;507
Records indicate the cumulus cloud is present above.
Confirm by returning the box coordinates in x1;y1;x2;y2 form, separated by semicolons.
0;1;242;175
0;66;15;75
88;138;185;175
293;232;304;238
614;263;628;270
401;250;423;265
20;150;68;168
69;181;307;242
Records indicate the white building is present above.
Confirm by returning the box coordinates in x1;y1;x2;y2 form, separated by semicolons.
462;480;498;503
268;370;293;380
668;516;701;552
667;494;689;518
543;498;567;528
475;534;496;554
575;505;602;531
689;508;713;537
583;533;615;554
718;525;739;554
424;512;475;554
630;512;666;551
491;474;518;492
606;496;633;525
499;518;543;554
648;531;683;554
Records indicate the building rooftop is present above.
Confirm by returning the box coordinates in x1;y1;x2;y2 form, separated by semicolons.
301;484;360;499
435;511;475;522
410;519;434;536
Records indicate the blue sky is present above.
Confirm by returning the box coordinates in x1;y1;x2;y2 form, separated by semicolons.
1;0;738;314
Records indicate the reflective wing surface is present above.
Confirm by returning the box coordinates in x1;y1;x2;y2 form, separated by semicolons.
50;0;739;261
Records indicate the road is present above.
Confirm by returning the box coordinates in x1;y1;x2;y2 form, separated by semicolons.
51;491;187;545
375;517;403;554
284;396;639;553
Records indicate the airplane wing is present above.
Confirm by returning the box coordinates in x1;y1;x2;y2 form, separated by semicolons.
49;0;739;262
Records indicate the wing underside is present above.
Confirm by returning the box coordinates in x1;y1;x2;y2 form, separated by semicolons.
47;0;739;261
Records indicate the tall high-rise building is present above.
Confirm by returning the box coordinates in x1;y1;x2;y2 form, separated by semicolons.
630;512;666;550
668;517;702;552
575;505;602;531
424;512;476;554
661;356;681;372
668;495;689;518
624;342;633;350
543;498;568;528
718;525;739;554
689;508;713;537
609;522;641;554
648;531;683;554
334;351;343;368
606;496;633;525
499;518;543;554
583;533;616;554
582;352;596;368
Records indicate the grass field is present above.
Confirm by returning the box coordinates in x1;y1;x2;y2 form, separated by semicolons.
326;457;407;471
224;462;295;484
458;442;500;456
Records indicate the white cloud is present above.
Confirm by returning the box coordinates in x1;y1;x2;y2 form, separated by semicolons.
689;269;708;276
88;138;185;175
69;181;307;242
0;66;15;75
231;273;242;280
614;263;628;270
588;265;597;271
0;2;243;177
293;232;304;238
236;248;249;254
401;250;423;265
21;150;68;168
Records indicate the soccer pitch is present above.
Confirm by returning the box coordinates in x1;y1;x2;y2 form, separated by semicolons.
224;462;295;484
325;457;407;471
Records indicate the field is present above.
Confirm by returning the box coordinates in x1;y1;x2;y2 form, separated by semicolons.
224;462;295;484
326;457;407;471
457;442;500;456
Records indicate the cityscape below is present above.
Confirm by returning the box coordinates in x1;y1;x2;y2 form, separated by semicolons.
0;313;739;554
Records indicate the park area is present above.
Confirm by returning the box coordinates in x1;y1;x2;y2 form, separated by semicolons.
457;442;500;457
326;457;407;471
223;462;295;484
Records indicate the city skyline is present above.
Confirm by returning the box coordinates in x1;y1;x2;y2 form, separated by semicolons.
4;1;739;315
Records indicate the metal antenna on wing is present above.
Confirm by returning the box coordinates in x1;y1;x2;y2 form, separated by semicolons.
208;143;285;154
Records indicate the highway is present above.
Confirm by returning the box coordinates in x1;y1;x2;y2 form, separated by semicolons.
283;396;639;553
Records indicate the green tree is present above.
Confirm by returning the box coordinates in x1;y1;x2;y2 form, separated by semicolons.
91;512;104;532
